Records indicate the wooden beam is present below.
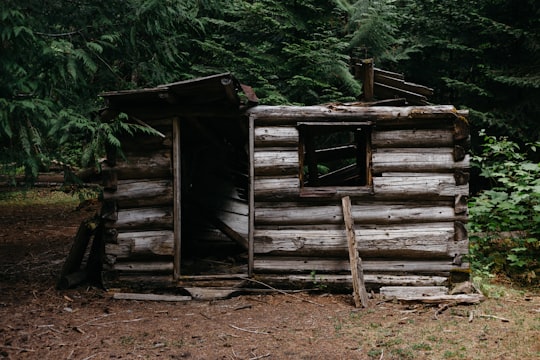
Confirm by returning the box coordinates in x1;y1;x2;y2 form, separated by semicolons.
210;217;248;250
374;67;404;80
361;59;374;101
173;117;182;279
342;196;369;308
248;115;255;276
113;292;191;302
374;73;434;97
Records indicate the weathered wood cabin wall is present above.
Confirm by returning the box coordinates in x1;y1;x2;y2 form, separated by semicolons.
247;105;470;289
100;117;177;285
98;74;250;288
96;74;470;291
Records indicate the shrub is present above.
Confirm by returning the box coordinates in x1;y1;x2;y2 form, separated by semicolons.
468;130;540;284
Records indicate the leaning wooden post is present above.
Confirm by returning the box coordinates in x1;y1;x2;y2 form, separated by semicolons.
341;196;369;308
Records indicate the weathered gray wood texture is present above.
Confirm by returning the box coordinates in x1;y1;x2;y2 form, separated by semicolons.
102;104;469;290
247;105;470;286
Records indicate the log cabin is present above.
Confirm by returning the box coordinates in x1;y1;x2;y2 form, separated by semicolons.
95;72;470;297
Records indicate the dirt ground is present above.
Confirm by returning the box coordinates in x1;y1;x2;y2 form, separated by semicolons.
1;191;539;359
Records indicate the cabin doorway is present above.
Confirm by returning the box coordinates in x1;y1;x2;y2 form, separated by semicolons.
176;117;249;277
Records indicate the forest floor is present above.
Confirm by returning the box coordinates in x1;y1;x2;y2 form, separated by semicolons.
0;189;539;360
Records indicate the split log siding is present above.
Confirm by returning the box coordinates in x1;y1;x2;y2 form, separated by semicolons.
101;104;469;290
101;119;176;283
247;105;470;284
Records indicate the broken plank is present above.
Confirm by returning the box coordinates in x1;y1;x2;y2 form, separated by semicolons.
112;293;191;302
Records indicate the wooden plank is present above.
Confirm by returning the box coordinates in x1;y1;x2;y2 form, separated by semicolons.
374;82;428;105
113;293;191;302
372;129;454;148
210;217;248;250
385;293;485;304
380;286;448;298
113;261;174;273
374;67;405;80
342;196;369;307
374;73;434;97
248;114;255;276
173;118;181;279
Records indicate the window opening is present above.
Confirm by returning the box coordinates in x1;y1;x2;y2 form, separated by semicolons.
300;124;371;187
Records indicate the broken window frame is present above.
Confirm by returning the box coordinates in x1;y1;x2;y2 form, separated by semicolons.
298;122;372;190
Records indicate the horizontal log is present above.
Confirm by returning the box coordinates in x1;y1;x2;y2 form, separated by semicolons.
254;176;301;200
255;126;299;147
258;274;448;288
248;105;458;126
111;207;174;230
372;129;454;148
253;257;469;274
373;174;469;198
254;150;299;176
253;174;467;201
103;179;173;208
102;152;172;180
372;148;469;173
112;261;174;273
105;230;174;258
254;223;466;258
255;203;462;225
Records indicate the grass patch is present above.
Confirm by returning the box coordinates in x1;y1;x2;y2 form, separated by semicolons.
0;188;81;207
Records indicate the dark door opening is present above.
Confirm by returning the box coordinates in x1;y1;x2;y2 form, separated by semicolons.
179;117;249;276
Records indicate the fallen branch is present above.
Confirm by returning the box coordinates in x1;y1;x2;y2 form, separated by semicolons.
229;324;269;335
250;353;271;360
477;314;510;322
0;345;36;352
239;277;324;307
89;318;146;327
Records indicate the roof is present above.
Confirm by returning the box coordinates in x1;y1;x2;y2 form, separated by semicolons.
100;73;257;118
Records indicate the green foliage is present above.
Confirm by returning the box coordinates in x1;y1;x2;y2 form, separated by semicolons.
394;0;540;142
337;0;417;63
469;131;540;284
